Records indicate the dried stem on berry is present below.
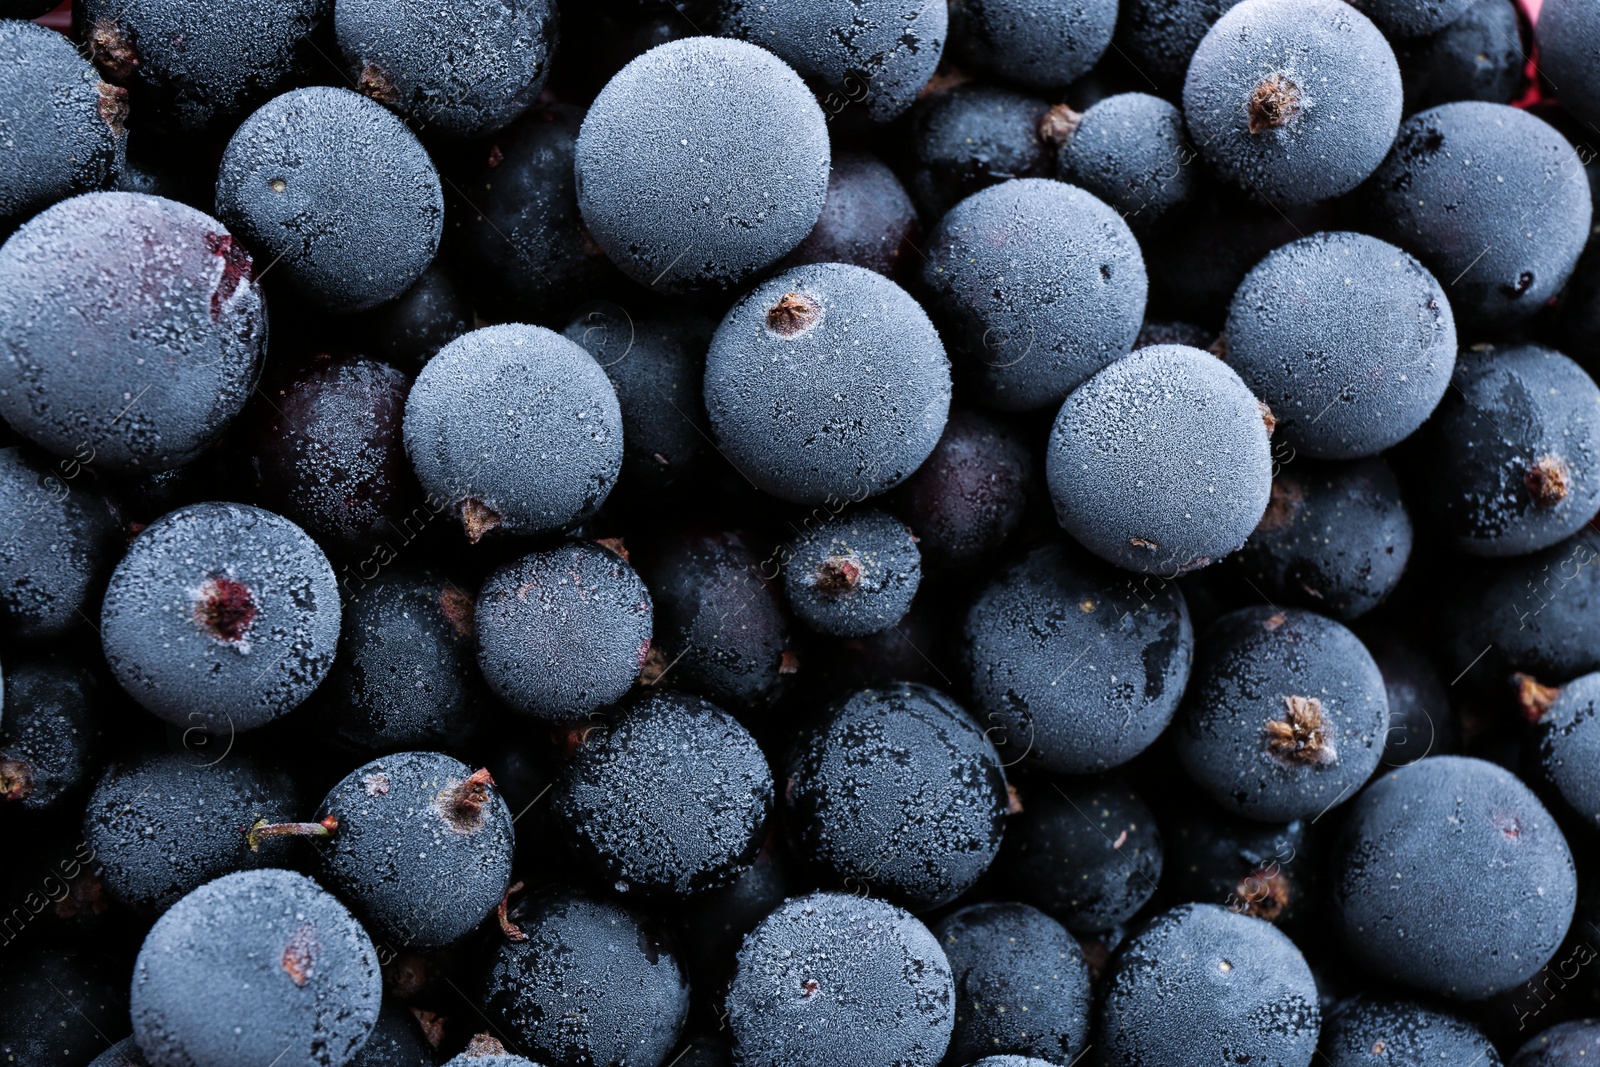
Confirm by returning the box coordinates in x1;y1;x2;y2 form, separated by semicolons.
1037;103;1083;146
497;880;528;942
1247;73;1303;134
246;815;338;852
1514;673;1561;722
814;554;862;592
1265;695;1334;765
0;758;35;802
766;293;820;336
1526;454;1572;507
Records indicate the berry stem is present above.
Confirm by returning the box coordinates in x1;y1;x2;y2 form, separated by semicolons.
246;815;338;852
447;768;496;818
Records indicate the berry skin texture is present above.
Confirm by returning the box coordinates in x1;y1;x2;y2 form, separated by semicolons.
0;446;121;639
1233;459;1414;621
1331;756;1578;999
1371;637;1455;769
932;903;1090;1066
1177;607;1388;822
892;407;1034;570
319;570;480;754
340;264;470;378
1319;997;1501;1067
1224;232;1457;459
963;543;1194;775
717;0;947;124
782;684;1007;911
1538;0;1600;130
403;325;623;541
100;502;341;734
130;869;381;1067
76;0;325;135
216;87;445;313
1397;0;1527;114
1183;0;1402;205
313;751;514;948
83;752;297;914
474;541;652;723
335;0;556;138
483;889;689;1067
90;1038;152;1067
1097;903;1320;1067
574;38;830;293
995;779;1163;933
251;358;415;556
1055;93;1197;230
1046;344;1273;576
0;657;101;812
0;193;266;474
1421;344;1600;558
704;262;951;504
1512;1019;1600;1066
0;21;124;224
906;84;1055;218
1114;0;1232;92
781;151;922;279
781;507;921;638
726;891;955;1067
923;178;1148;412
949;0;1116;91
1369;103;1592;330
350;998;433;1067
551;691;773;897
1356;0;1473;37
1534;672;1600;830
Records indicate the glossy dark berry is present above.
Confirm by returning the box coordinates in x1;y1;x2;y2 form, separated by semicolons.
338;265;471;378
1331;756;1577;999
1533;671;1600;830
949;0;1115;90
130;869;382;1067
403;325;623;542
314;751;514;947
334;0;556;138
641;531;795;716
932;902;1091;1066
83;751;297;914
1397;0;1527;114
0;21;124;224
318;570;480;753
100;502;341;734
483;889;689;1067
551;691;772;896
783;684;1007;910
1369;637;1456;769
1177;607;1388;822
1046;344;1273;575
216;87;444;313
717;0;946;123
704;262;950;504
252;357;417;556
781;151;921;280
1184;0;1402;205
350;998;433;1067
1539;0;1600;129
562;304;715;493
0;950;129;1067
905;83;1054;218
1512;1019;1600;1066
574;38;829;293
1368;103;1591;329
1320;997;1501;1067
727;891;954;1067
77;0;325;134
1224;232;1456;459
924;178;1147;411
963;543;1194;774
0;446;121;639
475;540;652;723
1054;93;1196;230
1114;0;1231;93
669;835;792;991
1;657;101;812
891;407;1033;570
0;192;266;474
1233;459;1414;621
781;508;921;637
1420;344;1600;558
1098;904;1320;1067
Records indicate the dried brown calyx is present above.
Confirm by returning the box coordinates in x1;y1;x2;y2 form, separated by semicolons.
411;1009;446;1050
463;1034;507;1058
357;62;398;104
385;953;428;999
87;19;139;81
497;880;528;942
1264;695;1335;765
97;83;129;135
1255;477;1305;534
595;537;630;562
779;649;801;675
1258;401;1277;438
766;292;821;337
1037;103;1083;146
246;815;338;851
0;758;35;803
1207;334;1230;360
1514;672;1561;723
442;768;495;829
438;584;475;638
814;554;863;593
460;498;502;544
281;923;319;986
1247;73;1303;134
194;576;257;647
1232;865;1291;921
1526;454;1572;507
638;644;669;687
